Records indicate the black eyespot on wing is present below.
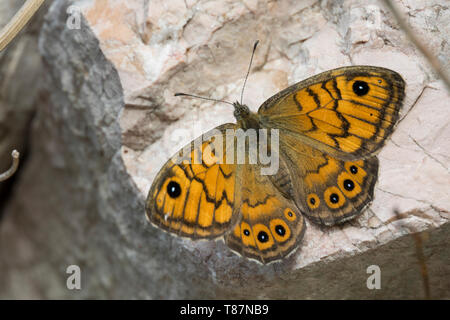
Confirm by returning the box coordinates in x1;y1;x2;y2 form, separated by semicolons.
284;208;297;221
330;193;339;204
310;198;316;205
275;225;286;236
257;231;269;243
343;179;355;191
243;229;250;236
352;80;369;96
350;165;358;174
167;181;181;198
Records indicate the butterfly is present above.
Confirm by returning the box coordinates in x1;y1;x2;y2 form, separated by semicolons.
145;44;405;264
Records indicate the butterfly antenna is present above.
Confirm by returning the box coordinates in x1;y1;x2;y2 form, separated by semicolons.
174;92;234;106
240;40;259;105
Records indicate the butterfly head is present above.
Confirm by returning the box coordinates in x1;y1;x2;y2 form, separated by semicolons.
233;102;261;129
233;102;250;120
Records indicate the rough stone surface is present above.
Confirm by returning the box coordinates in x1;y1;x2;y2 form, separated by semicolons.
0;0;449;299
0;0;53;207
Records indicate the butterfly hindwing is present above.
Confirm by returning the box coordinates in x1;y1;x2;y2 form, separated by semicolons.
259;66;405;160
225;163;306;264
280;133;379;225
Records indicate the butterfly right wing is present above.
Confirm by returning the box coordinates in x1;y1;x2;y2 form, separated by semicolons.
277;133;379;226
146;123;241;239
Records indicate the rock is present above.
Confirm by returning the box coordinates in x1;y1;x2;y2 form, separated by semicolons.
0;0;52;207
0;0;448;299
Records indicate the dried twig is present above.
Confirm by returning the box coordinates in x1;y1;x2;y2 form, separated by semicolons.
382;0;450;92
412;231;431;300
0;0;46;52
0;150;20;182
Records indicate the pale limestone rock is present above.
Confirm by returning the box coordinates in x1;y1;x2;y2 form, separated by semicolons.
0;0;448;299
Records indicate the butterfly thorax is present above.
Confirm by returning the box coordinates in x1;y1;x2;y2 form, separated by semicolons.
233;102;260;130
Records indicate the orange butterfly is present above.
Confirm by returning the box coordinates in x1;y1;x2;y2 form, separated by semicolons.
146;42;405;264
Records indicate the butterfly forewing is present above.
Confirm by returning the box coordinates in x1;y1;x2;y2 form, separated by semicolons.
146;123;241;239
258;66;405;160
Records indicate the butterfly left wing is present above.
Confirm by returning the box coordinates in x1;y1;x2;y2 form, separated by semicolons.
258;66;405;160
225;163;306;264
146;123;240;239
